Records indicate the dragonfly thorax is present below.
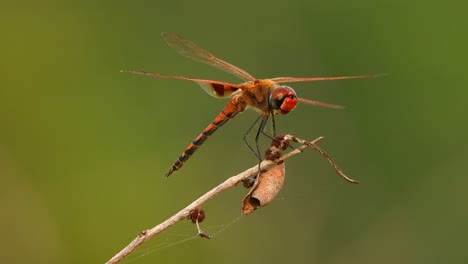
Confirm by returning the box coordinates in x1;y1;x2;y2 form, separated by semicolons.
269;86;298;114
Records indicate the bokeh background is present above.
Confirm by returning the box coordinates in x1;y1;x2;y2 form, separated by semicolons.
1;1;467;263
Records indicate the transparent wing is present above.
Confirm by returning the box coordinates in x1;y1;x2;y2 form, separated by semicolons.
121;70;242;98
271;74;380;83
297;97;344;109
162;32;256;82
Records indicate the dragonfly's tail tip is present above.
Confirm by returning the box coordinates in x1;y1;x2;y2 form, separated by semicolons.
373;73;388;78
335;105;345;109
165;169;174;177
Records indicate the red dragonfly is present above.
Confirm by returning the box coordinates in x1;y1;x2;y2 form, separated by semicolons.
123;33;377;176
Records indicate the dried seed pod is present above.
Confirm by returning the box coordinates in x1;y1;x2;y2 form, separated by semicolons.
242;163;285;215
188;209;205;223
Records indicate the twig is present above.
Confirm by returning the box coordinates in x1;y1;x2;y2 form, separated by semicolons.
286;135;358;184
105;134;355;264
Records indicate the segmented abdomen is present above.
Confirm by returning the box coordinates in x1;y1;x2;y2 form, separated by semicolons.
165;97;245;176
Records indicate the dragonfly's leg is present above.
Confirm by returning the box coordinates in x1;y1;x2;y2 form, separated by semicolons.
241;115;265;183
243;115;263;160
263;112;285;149
254;115;270;161
260;111;277;140
252;115;270;177
271;112;276;137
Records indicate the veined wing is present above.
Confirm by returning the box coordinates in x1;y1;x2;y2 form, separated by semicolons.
271;74;380;83
121;70;242;98
297;97;344;109
273;74;381;109
161;32;256;82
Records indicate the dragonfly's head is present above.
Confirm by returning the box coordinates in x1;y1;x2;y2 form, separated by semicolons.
269;86;298;115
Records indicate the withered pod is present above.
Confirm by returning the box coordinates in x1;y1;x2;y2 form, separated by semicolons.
242;163;286;215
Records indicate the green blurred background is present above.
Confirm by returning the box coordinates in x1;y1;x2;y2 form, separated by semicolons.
1;1;467;263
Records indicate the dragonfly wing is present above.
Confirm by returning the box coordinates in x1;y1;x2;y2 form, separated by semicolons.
161;32;256;82
271;74;380;83
121;70;242;98
297;97;344;109
196;82;241;98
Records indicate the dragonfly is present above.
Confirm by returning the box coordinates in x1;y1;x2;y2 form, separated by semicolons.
123;32;377;176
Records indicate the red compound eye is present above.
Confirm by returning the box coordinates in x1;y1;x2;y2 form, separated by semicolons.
269;86;297;114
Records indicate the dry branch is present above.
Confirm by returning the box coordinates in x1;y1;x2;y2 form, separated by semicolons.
105;134;356;264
